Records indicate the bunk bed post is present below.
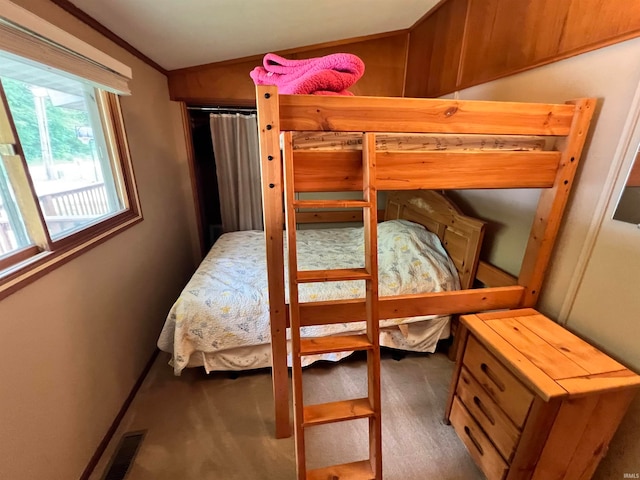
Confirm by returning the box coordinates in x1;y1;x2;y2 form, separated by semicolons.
518;98;596;307
256;85;291;439
363;133;383;479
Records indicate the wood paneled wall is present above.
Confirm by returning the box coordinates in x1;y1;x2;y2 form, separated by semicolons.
405;0;468;98
406;0;640;97
169;0;640;103
168;32;408;105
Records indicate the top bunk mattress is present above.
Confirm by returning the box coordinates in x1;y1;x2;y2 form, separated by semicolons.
289;132;551;151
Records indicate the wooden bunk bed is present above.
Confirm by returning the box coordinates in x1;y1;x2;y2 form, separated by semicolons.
255;85;594;478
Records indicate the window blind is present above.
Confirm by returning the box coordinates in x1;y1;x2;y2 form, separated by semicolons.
0;0;132;95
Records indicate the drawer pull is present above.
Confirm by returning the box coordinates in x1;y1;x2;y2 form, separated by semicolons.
464;425;484;456
473;396;495;425
481;362;506;392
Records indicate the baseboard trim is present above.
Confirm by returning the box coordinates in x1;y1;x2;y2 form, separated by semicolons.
79;348;159;480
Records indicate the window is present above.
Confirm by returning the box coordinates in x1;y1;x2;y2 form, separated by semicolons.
0;0;140;297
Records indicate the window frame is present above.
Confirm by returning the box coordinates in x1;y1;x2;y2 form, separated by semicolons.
0;87;142;300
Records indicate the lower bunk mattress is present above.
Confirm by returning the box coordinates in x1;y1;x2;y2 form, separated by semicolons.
157;219;460;374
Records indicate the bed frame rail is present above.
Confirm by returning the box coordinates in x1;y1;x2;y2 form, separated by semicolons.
278;94;576;135
293;150;563;191
295;286;525;326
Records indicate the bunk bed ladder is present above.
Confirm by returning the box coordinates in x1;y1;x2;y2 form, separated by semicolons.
283;131;382;480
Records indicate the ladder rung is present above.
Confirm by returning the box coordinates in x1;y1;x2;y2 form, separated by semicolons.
307;460;375;480
303;398;374;427
300;334;373;356
293;199;370;209
297;268;371;283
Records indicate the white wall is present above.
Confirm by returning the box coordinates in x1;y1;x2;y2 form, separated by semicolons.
564;83;640;370
452;37;640;478
565;83;640;478
0;1;200;479
451;37;640;318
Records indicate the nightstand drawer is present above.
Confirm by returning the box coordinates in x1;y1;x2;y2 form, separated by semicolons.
456;367;520;462
463;336;534;427
450;396;508;480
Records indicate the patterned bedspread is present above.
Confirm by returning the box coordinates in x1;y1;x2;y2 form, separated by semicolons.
157;220;459;373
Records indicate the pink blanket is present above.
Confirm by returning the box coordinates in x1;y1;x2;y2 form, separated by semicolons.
250;53;365;96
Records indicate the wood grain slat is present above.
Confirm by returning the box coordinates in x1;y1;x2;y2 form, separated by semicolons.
297;268;371;283
475;308;538;321
486;317;590;380
299;334;373;356
442;228;468;273
476;261;518;287
296;209;385;224
303;398;374;427
462;314;568;400
295;142;560;192
307;460;375;480
279;95;575;135
515;313;626;375
293;150;362;191
293;199;369;209
376;150;560;190
380;287;524;320
557;370;640;396
298;286;525;326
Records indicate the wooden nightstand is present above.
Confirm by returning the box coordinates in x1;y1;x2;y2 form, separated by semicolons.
445;308;640;480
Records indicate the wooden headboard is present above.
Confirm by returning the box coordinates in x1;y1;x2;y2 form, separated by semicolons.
385;190;486;290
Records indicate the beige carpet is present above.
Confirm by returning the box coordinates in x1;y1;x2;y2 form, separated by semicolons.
90;350;485;480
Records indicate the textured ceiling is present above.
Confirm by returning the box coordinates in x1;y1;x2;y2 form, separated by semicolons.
68;0;439;70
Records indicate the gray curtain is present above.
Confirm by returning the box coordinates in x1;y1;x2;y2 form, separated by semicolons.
209;113;263;232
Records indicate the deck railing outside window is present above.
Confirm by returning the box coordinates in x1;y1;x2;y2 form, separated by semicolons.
0;182;109;254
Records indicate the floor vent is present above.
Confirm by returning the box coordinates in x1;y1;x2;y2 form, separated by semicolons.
100;430;146;480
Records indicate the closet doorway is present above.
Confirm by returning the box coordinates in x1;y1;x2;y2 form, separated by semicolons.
186;105;259;254
187;107;221;253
